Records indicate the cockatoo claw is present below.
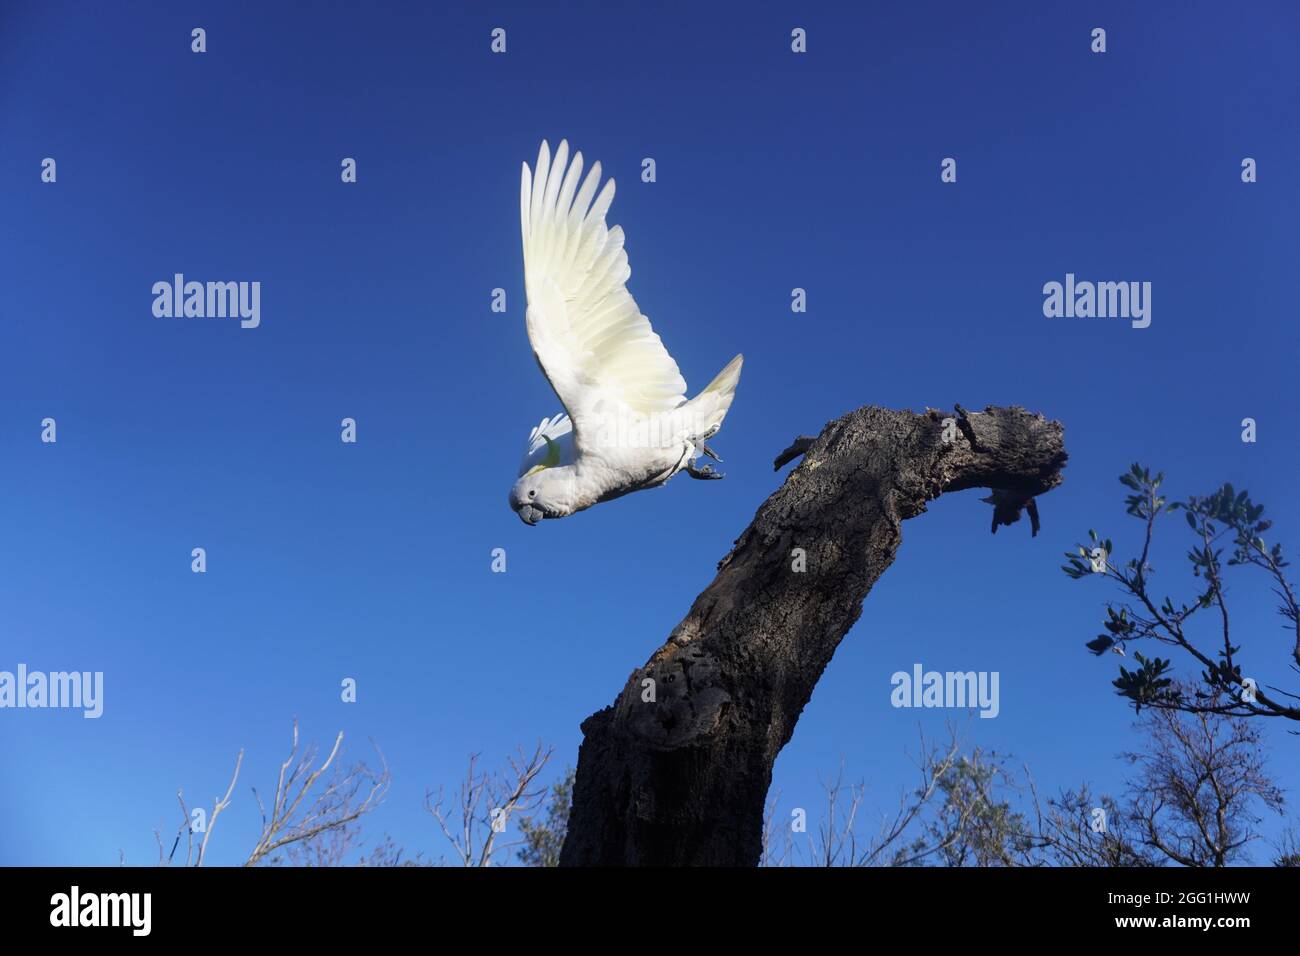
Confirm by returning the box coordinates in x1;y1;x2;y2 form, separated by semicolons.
687;462;724;480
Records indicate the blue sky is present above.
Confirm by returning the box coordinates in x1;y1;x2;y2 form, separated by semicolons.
2;0;1298;865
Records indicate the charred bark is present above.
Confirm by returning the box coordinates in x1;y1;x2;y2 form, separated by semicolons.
559;404;1068;866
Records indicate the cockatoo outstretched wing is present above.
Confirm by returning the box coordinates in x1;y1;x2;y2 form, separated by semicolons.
520;139;688;454
517;412;575;477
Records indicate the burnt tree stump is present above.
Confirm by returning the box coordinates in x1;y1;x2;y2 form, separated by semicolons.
559;404;1068;866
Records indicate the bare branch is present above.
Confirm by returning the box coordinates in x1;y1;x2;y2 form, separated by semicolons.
196;749;243;867
427;744;553;867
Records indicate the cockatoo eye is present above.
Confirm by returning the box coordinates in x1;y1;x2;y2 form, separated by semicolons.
529;490;536;498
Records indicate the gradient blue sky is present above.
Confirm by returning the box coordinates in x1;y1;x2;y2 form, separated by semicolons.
2;0;1298;866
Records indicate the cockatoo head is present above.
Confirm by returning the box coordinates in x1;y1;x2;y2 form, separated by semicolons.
509;468;570;525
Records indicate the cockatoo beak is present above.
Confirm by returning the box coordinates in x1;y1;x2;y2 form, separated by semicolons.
517;504;544;525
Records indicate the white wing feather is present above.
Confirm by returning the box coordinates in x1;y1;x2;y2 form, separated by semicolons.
520;140;688;450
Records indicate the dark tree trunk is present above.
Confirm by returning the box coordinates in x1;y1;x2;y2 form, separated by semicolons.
558;404;1068;867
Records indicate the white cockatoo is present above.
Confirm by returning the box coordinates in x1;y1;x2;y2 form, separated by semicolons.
508;139;744;525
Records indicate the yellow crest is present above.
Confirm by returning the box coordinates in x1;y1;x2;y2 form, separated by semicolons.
524;435;561;477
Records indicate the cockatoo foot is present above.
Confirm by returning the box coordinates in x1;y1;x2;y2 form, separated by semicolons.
699;441;723;463
687;462;724;480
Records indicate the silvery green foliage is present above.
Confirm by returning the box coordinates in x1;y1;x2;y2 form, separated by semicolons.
1065;464;1299;721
